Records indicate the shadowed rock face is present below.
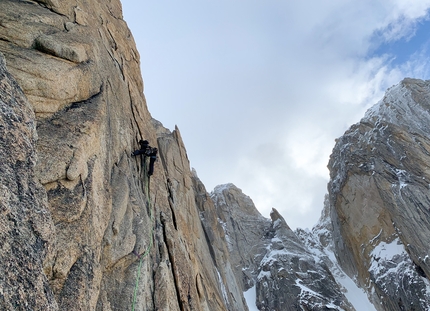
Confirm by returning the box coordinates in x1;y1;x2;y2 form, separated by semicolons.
328;78;430;310
0;51;57;311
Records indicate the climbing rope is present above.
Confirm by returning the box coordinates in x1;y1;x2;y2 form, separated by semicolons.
131;155;154;311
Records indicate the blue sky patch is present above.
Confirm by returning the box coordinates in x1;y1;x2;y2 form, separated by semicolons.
371;15;430;66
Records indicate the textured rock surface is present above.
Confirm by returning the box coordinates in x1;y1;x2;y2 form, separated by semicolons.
256;209;354;311
211;183;271;291
0;1;234;310
152;120;244;311
0;53;57;310
328;78;430;310
211;184;354;310
193;177;248;310
1;0;155;308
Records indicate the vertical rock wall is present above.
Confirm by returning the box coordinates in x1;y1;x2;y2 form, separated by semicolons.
153;120;246;311
211;183;271;292
0;1;237;310
328;78;430;310
0;51;57;311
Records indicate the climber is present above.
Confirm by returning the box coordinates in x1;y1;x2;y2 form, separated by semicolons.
132;140;158;176
131;140;149;156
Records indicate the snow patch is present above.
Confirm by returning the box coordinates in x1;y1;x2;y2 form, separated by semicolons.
218;218;233;251
243;286;258;311
210;184;234;206
215;268;229;306
363;81;430;138
211;183;234;196
369;229;382;245
295;279;343;311
260;248;301;266
369;237;430;309
272;218;282;228
394;169;408;189
295;279;324;299
323;248;377;311
257;270;271;281
369;238;413;288
370;238;405;264
300;219;377;311
334;270;376;311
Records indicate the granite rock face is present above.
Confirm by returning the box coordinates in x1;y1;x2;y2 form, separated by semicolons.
0;53;57;310
211;183;272;292
152;120;246;311
0;1;236;310
328;78;430;310
0;1;156;309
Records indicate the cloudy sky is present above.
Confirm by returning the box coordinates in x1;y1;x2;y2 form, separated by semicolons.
122;1;430;230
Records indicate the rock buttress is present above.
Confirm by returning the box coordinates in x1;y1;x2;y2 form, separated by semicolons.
328;78;430;310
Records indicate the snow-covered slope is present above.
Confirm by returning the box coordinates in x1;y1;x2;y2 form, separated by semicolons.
255;209;354;311
211;185;354;310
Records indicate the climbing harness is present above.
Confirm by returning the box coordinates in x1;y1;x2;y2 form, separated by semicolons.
131;153;155;311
